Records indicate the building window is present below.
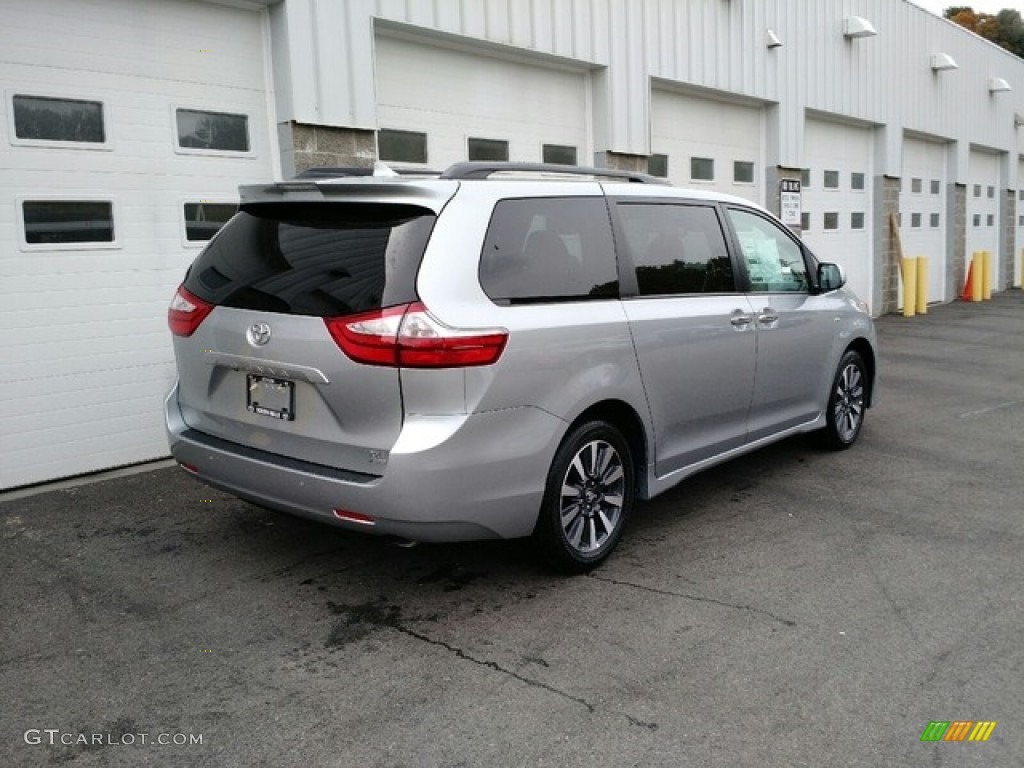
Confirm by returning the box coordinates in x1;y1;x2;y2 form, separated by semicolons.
467;138;509;162
851;212;865;230
973;184;981;197
690;157;714;181
824;212;839;230
987;186;995;199
1019;214;1024;226
801;212;811;231
12;94;106;144
911;178;923;194
379;129;428;164
1018;190;1024;201
648;154;669;178
930;179;941;195
851;172;865;191
22;200;114;244
930;213;941;228
184;202;237;242
911;213;922;228
987;214;994;226
824;170;839;189
733;161;754;183
973;214;981;227
800;168;811;187
176;109;249;152
542;144;577;166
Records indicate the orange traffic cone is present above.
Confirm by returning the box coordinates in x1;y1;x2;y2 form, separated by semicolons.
961;261;974;301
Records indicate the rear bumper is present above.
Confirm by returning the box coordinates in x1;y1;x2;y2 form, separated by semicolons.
165;385;565;541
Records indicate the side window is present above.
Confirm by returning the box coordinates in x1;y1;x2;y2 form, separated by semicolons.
726;208;809;293
616;203;735;295
479;198;618;303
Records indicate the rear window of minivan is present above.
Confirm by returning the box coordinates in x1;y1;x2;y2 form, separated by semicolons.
182;203;435;317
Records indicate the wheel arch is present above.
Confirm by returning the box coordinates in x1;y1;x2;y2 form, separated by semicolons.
565;399;651;499
844;338;876;407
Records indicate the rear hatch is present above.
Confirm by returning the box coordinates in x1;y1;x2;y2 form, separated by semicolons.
169;179;457;474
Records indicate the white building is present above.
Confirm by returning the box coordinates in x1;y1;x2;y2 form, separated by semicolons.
2;0;1023;489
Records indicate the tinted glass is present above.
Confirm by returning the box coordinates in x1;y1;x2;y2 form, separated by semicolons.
479;198;618;303
824;212;839;230
987;186;994;198
378;129;427;163
182;203;435;316
23;201;113;244
931;179;941;195
851;172;865;190
691;157;714;181
930;213;941;228
184;203;238;242
824;170;839;188
468;138;508;162
617;204;735;295
851;212;865;229
911;178;923;194
13;95;105;143
734;161;754;183
911;213;922;228
176;109;249;151
648;154;669;178
726;208;809;293
542;144;577;166
801;212;811;230
800;169;811;187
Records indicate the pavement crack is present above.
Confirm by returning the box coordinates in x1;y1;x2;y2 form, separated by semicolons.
395;624;596;713
587;573;796;627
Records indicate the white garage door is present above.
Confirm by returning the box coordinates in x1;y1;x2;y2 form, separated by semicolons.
0;0;274;489
802;118;874;311
900;137;947;303
651;89;763;204
375;36;589;171
967;149;1000;287
1016;158;1024;288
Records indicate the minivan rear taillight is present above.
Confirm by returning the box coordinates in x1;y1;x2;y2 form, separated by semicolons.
324;302;507;368
168;285;214;337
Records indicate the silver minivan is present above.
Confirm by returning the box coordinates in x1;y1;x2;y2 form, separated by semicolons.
166;162;877;571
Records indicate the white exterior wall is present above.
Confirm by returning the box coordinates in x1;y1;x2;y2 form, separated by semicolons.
0;0;274;489
274;0;1024;184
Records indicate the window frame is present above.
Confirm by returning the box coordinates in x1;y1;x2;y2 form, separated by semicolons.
179;197;239;248
611;200;739;298
7;90;113;151
16;194;121;251
721;204;816;295
172;105;253;157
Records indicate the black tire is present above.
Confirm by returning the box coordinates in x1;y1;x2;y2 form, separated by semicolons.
821;349;867;451
533;420;635;573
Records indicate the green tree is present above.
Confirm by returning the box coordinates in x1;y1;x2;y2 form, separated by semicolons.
944;6;1024;58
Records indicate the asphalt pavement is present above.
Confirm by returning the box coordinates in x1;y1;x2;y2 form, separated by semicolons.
3;292;1023;767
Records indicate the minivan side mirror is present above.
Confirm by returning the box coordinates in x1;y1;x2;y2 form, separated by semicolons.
817;262;846;293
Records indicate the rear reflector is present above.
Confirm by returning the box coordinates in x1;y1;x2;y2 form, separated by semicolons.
179;462;199;474
168;285;214;337
324;302;507;368
334;509;376;526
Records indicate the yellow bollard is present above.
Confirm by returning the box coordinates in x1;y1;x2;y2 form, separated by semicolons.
915;256;928;315
972;251;984;302
902;257;917;317
982;250;993;300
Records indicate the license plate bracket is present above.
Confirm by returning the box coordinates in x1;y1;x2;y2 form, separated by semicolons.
246;375;295;421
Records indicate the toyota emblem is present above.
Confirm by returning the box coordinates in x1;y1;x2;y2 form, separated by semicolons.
246;321;272;347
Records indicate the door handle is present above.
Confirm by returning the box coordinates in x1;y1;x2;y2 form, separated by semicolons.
757;308;779;326
730;311;753;328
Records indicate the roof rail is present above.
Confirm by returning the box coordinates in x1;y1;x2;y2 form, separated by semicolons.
439;161;668;184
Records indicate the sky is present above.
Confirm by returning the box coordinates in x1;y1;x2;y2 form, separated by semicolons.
910;0;1024;15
